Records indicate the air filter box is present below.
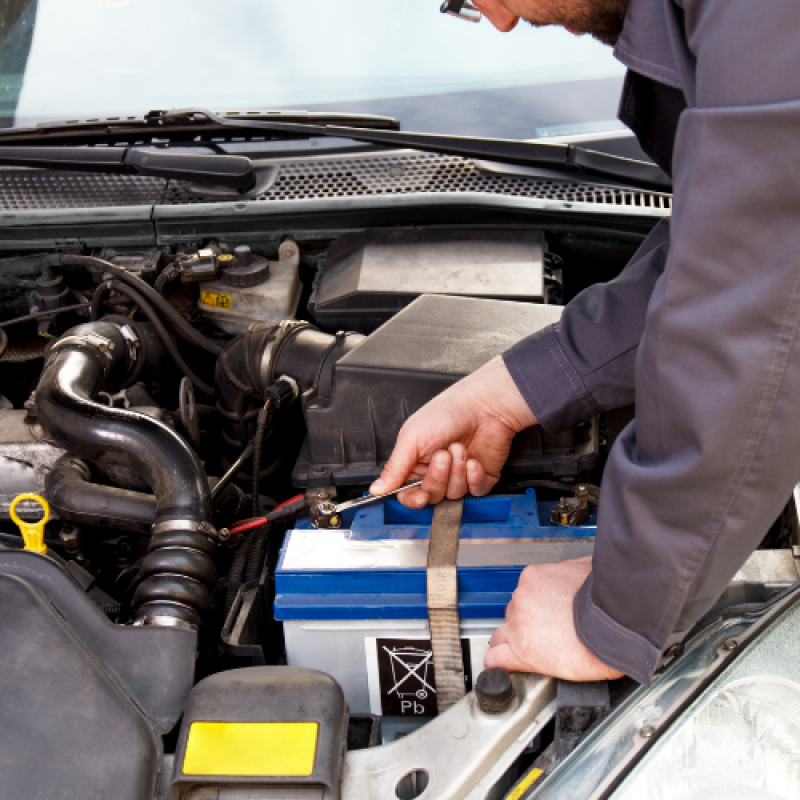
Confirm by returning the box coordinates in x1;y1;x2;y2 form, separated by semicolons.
293;294;599;488
309;228;551;333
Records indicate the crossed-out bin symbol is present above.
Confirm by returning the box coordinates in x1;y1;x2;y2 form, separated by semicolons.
383;645;436;700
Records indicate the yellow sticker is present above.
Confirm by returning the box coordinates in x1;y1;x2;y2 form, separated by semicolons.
200;291;232;309
183;722;318;777
505;768;544;800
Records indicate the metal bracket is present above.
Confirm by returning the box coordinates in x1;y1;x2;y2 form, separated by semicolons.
342;674;555;800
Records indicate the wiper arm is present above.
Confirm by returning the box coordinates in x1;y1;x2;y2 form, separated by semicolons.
0;145;255;191
0;108;670;192
150;108;671;192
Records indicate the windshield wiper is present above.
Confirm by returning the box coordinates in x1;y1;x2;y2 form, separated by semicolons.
139;108;672;191
0;146;255;191
0;107;671;192
0;109;401;146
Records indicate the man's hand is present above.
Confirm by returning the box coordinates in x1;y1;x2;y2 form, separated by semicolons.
370;356;537;507
472;0;519;31
485;557;624;681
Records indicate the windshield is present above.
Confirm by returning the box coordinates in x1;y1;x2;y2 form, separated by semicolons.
1;0;626;139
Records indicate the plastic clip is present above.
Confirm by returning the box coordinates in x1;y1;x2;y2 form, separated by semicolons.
10;493;50;554
440;0;482;22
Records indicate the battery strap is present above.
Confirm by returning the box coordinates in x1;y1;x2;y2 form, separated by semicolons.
427;497;466;713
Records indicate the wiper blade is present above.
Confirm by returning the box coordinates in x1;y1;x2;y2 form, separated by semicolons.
0;145;255;191
0;109;400;146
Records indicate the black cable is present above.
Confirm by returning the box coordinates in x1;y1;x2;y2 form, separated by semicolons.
251;401;274;516
61;254;223;356
211;442;254;501
0;302;91;327
91;280;215;397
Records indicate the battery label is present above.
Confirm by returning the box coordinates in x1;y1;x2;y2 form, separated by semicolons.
367;637;474;718
200;291;232;309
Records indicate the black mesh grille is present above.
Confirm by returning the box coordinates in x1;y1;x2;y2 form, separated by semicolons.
0;170;165;209
0;153;671;213
165;152;672;211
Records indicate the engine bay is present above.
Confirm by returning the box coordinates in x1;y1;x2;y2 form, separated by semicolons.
0;224;797;799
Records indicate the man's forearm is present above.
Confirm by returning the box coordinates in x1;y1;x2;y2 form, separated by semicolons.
503;218;670;433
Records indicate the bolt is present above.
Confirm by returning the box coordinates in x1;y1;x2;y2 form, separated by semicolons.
475;668;515;714
723;639;739;652
218;528;231;543
639;725;656;739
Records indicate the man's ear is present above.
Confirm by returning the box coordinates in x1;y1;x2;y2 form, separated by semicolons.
472;0;519;31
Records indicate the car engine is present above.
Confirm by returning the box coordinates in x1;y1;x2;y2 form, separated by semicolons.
0;226;796;799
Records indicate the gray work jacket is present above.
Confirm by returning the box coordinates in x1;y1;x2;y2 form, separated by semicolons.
503;0;800;685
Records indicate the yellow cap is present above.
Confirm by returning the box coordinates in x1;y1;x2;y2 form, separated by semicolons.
10;493;50;554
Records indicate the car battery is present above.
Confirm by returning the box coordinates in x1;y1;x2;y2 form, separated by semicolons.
275;490;595;741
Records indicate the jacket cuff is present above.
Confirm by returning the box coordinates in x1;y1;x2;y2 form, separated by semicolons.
573;574;662;686
502;324;602;435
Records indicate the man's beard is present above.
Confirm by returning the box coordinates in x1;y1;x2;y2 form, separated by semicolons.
524;0;629;46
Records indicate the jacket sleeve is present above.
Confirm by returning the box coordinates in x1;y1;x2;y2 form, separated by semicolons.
503;218;670;434
572;0;800;684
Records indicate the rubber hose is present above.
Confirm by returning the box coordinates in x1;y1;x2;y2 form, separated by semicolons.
224;532;254;615
46;455;246;534
91;280;215;396
244;528;269;583
154;263;180;295
36;321;217;627
60;254;222;356
215;320;363;457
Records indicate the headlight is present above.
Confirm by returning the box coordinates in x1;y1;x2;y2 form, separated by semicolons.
529;589;800;800
612;600;800;800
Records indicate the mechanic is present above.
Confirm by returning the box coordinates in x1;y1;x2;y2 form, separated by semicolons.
370;0;800;686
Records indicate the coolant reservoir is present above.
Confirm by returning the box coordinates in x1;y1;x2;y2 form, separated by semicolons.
198;241;301;334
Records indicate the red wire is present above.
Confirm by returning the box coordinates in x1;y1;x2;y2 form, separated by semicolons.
229;494;306;535
273;493;304;512
229;517;268;535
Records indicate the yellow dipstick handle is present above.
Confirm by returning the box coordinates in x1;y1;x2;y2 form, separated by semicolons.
9;493;50;554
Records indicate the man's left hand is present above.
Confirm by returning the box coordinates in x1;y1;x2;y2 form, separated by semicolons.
485;557;625;681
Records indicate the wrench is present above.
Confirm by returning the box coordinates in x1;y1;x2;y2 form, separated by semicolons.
310;478;425;529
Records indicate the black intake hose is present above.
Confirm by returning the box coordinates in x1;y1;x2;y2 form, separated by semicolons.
215;321;364;455
46;456;246;534
47;456;155;533
36;320;217;628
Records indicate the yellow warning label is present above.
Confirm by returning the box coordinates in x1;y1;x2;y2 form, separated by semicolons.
505;768;544;800
183;721;318;776
200;291;232;309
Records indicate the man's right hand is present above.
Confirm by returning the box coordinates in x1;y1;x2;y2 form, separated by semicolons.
369;356;537;507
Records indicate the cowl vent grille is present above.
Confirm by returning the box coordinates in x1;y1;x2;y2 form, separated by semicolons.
0;152;670;213
0;170;165;209
166;152;671;211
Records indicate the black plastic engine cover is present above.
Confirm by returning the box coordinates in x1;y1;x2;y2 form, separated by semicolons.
293;294;599;487
171;667;348;800
0;550;198;800
309;227;549;334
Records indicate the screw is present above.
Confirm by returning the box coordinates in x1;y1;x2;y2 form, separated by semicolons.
723;639;739;652
639;725;656;739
